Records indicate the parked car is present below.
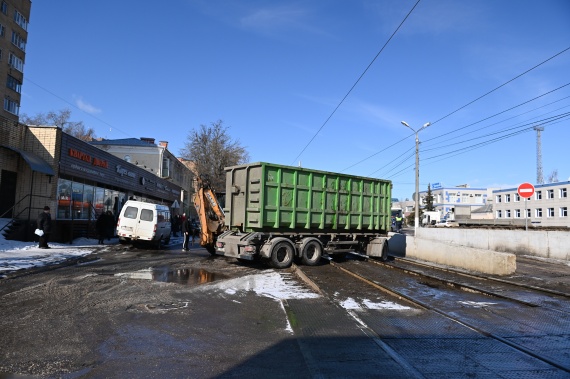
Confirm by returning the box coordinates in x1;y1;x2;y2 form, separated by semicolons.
435;220;458;227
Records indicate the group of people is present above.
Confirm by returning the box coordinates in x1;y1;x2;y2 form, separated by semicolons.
96;210;116;244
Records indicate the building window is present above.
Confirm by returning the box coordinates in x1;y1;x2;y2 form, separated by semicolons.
11;31;26;51
505;209;511;218
535;208;542;218
526;209;531;218
496;195;502;203
547;189;554;199
514;193;520;202
162;157;170;178
535;191;542;200
9;53;23;72
3;97;19;115
547;208;555;218
515;209;521;218
505;194;510;203
14;10;28;31
6;75;21;93
496;210;502;218
1;2;7;15
561;188;567;198
0;23;5;37
561;207;568;217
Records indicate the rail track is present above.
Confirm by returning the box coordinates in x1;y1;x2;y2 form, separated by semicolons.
297;256;570;376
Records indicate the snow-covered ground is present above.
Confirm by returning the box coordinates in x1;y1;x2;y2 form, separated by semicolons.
0;218;105;278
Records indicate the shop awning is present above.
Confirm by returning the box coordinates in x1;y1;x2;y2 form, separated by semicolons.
0;145;55;176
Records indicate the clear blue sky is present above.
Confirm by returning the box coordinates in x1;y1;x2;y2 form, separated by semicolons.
21;0;570;200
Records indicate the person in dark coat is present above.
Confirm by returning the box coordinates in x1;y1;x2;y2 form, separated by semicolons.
96;212;106;244
105;210;115;240
37;206;52;249
181;217;192;251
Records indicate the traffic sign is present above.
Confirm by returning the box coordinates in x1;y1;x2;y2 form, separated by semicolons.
517;182;535;198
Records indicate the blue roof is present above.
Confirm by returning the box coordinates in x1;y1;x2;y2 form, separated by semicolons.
89;138;156;147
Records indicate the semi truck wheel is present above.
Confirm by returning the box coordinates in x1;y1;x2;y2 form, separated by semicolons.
300;239;323;266
269;240;294;269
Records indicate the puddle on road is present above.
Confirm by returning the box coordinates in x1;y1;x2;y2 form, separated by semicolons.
115;266;226;286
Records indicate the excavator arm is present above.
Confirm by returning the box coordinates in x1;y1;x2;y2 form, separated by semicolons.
193;176;225;254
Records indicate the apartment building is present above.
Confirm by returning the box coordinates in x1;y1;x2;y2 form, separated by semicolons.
493;182;569;227
0;0;30;121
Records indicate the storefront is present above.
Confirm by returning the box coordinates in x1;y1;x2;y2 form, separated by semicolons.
52;133;182;241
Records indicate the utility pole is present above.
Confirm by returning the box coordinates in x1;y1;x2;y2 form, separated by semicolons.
401;121;430;236
534;126;544;184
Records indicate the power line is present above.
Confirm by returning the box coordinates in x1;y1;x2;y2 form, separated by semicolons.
23;77;133;138
290;0;423;165
364;88;570;178
430;46;570;126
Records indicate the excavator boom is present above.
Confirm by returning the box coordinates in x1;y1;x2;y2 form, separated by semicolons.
193;176;225;253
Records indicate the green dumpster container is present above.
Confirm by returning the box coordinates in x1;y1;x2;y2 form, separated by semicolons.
224;162;392;233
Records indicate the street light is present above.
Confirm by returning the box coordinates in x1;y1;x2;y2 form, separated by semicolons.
401;120;431;236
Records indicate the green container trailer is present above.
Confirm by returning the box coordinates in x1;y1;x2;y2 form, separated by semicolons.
216;162;393;268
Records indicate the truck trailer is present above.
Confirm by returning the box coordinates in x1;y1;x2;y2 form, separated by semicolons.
212;162;392;268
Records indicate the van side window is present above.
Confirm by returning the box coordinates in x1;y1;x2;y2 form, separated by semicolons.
157;210;170;223
141;209;153;222
124;206;138;219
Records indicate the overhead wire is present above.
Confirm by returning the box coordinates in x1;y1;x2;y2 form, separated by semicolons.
367;85;570;177
290;0;423;166
343;48;570;173
23;77;134;138
430;46;570;126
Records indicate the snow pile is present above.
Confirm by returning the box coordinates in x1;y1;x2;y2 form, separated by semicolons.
0;218;101;277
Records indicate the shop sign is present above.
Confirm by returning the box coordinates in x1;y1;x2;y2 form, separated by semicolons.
68;148;109;168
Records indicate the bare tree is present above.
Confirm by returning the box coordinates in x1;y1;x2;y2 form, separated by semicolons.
180;120;249;191
20;109;96;141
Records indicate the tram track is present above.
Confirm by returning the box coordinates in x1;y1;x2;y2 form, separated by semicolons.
367;257;570;315
296;257;570;375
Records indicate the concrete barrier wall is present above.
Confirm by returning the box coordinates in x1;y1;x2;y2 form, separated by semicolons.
417;228;570;261
400;235;516;275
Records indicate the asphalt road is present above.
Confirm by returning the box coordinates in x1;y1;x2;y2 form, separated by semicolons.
0;242;310;378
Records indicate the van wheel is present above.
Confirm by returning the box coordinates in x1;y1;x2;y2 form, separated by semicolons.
269;241;294;269
301;239;323;266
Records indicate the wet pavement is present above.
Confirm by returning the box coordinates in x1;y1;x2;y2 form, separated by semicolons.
0;241;569;378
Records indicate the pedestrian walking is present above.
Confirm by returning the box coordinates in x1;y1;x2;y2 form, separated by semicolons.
37;206;52;249
182;217;191;251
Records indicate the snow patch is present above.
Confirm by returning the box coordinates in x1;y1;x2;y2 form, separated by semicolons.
339;297;411;310
198;271;320;301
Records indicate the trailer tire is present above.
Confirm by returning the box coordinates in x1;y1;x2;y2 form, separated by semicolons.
269;240;295;269
300;239;323;266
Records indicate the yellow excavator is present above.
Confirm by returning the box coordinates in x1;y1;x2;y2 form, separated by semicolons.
192;175;226;254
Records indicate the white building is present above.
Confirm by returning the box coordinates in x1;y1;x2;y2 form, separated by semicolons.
493;181;569;228
417;183;493;220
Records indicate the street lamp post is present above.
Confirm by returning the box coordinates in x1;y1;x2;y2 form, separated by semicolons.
401;121;430;236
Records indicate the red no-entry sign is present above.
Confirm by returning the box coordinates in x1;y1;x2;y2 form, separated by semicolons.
517;182;535;198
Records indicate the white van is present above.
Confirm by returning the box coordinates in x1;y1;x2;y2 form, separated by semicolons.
116;200;171;247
